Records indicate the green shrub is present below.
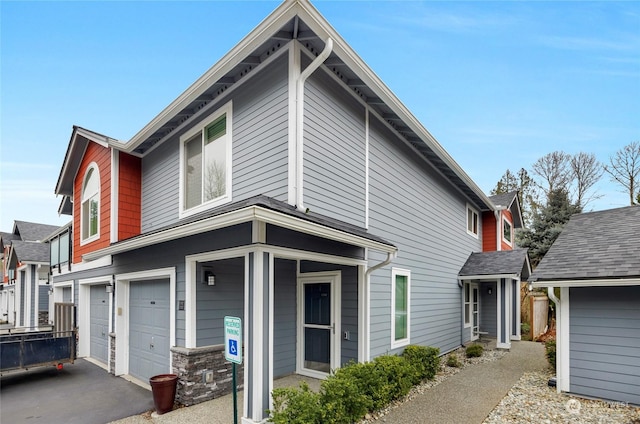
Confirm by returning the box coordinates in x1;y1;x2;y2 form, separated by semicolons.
465;344;483;358
521;322;531;335
269;382;322;424
371;355;416;407
446;353;461;368
402;345;440;382
545;340;556;369
320;372;371;423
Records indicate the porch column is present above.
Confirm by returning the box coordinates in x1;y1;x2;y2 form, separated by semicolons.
497;278;512;349
243;250;273;424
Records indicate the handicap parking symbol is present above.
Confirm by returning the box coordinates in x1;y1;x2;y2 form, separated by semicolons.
229;339;238;355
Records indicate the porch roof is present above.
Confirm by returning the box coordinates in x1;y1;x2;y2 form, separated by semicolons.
9;240;50;264
83;195;396;261
458;249;531;281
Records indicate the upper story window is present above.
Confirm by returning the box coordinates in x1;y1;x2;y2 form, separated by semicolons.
391;268;411;349
503;216;513;246
466;205;479;238
81;164;100;244
180;101;233;218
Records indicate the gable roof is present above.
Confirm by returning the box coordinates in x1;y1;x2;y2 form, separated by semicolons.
12;221;60;242
489;191;523;229
459;249;531;281
530;206;640;283
1;232;20;248
56;0;492;212
9;240;50;264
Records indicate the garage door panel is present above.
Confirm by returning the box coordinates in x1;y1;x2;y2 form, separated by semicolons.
90;285;109;364
129;279;170;382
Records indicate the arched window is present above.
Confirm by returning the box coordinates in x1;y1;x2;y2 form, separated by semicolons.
81;165;100;242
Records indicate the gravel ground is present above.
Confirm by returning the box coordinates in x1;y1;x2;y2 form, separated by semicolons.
360;346;507;422
483;370;640;424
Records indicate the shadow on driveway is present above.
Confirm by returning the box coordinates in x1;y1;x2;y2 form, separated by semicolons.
1;359;154;424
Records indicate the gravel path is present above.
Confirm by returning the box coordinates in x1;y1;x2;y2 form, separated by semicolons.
484;370;640;424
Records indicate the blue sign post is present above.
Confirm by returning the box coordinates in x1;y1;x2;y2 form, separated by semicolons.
224;316;242;424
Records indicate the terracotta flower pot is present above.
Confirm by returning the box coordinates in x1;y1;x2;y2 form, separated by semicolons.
149;374;178;415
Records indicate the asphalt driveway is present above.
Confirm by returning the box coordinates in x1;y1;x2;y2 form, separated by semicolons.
1;359;154;424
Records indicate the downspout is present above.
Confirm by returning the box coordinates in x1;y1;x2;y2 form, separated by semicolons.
547;287;561;391
296;38;334;213
363;251;397;360
495;211;501;251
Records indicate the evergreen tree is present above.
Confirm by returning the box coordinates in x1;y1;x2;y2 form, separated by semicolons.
516;189;581;268
491;168;539;227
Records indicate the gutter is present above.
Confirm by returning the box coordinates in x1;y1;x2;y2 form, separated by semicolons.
296;37;333;212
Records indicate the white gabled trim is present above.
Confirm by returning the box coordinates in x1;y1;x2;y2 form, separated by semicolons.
532;278;640;288
114;267;176;377
390;267;410;350
84;205;395;262
110;149;119;243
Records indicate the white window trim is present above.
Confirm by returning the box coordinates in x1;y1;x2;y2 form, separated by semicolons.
466;204;479;238
502;215;513;247
80;162;100;246
463;281;471;328
179;100;233;219
391;268;411;349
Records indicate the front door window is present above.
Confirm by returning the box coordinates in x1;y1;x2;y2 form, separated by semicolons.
304;283;331;373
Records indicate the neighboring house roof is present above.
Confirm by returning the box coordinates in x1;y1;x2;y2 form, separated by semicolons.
13;221;60;242
459;249;531;281
9;240;50;264
84;194;396;261
55;0;493;212
530;206;640;284
489;191;523;229
43;221;73;242
1;232;20;248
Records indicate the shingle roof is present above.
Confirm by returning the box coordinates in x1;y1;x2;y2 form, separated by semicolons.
13;221;60;242
530;206;640;281
459;249;531;280
0;232;20;248
489;191;517;209
10;240;50;263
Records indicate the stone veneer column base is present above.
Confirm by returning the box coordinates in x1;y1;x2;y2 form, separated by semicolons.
171;344;244;406
109;333;116;375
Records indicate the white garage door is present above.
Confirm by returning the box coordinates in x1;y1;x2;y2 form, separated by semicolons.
90;285;109;364
129;279;170;382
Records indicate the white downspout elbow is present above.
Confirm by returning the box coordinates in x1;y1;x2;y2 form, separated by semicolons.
296;38;334;213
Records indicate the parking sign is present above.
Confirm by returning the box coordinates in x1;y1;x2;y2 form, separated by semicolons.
224;316;242;364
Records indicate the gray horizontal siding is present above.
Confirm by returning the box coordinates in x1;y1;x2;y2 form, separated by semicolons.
480;282;497;337
233;55;289;202
141;56;289;233
274;259;297;377
569;286;640;405
303;68;366;227
368;117;482;357
196;257;244;347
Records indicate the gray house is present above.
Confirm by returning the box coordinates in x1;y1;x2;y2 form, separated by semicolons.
1;221;58;328
530;206;640;405
49;1;520;422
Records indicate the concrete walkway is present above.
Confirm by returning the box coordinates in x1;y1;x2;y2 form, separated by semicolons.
110;341;547;424
372;341;548;424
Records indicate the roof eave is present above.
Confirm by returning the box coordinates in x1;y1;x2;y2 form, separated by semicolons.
531;277;640;288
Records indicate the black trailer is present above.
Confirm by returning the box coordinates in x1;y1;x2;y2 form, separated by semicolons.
0;328;76;373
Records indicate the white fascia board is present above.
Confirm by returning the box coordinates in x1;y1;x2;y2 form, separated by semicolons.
296;2;494;211
83;205;396;261
123;1;299;153
458;274;518;281
532;278;640;288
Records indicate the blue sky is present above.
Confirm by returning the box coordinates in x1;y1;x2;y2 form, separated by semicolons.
1;1;639;232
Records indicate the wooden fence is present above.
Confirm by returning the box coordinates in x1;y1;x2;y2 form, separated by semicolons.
530;295;549;340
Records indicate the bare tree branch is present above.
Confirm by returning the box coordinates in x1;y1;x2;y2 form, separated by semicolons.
603;141;640;206
531;151;571;196
570;152;603;208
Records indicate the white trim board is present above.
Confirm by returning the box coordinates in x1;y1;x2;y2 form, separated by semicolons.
532;278;640;288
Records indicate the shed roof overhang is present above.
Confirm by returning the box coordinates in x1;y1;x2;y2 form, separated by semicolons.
80;0;493;212
83;195;396;262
